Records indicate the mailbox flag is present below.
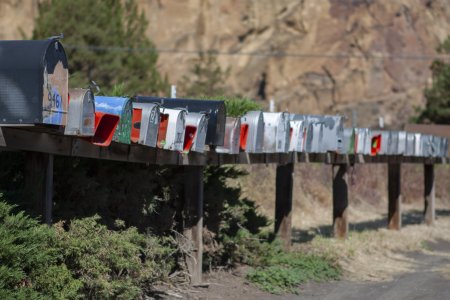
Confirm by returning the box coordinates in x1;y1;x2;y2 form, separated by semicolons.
371;134;381;156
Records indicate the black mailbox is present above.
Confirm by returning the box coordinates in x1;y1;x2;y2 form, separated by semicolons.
134;96;226;146
0;38;69;126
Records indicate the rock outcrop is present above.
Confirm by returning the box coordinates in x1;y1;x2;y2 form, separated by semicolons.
2;0;450;127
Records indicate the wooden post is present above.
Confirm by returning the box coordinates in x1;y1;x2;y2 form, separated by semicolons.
332;164;349;239
25;152;53;225
275;163;293;250
388;163;401;230
424;164;435;225
183;166;204;285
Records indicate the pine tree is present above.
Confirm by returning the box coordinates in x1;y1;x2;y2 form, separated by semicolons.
33;0;167;95
419;36;450;124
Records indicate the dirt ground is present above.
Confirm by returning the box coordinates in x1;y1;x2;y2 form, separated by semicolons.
154;206;450;300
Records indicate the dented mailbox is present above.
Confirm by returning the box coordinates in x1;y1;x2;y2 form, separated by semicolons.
131;102;160;147
304;115;344;153
183;112;208;153
134;96;225;146
240;111;264;153
216;117;241;154
94;96;132;144
0;38;68;126
262;112;290;153
65;88;95;136
158;107;186;151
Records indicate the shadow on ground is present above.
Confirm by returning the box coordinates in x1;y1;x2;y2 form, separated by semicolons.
292;209;450;244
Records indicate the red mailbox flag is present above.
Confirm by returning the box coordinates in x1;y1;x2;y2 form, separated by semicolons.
371;134;381;156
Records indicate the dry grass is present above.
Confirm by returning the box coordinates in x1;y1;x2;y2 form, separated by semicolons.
235;162;450;282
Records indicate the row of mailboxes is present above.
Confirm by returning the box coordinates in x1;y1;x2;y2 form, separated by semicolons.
0;38;69;126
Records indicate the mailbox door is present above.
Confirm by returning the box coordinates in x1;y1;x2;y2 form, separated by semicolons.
192;114;208;153
414;133;422;156
217;117;241;154
397;131;407;155
441;138;449;157
163;108;186;151
184;113;208;153
132;103;160;147
321;116;344;153
91;112;120;146
405;133;415;156
277;112;290;153
65;88;95;136
262;113;278;153
343;128;354;154
289;120;305;152
241;111;264;153
157;113;169;148
387;131;399;155
306;123;323;153
380;131;390;155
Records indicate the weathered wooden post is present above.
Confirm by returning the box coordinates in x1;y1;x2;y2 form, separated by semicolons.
388;163;402;230
424;164;435;225
275;163;294;250
24;152;53;225
183;166;204;285
332;164;349;239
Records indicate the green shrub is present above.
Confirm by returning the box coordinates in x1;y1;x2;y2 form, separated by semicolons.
0;200;81;299
55;216;175;299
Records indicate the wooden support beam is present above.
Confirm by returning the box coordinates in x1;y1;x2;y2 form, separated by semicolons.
24;152;53;225
388;163;402;230
183;166;204;285
275;163;294;250
332;164;349;239
424;164;435;225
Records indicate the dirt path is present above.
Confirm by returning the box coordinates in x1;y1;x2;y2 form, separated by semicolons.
271;239;450;300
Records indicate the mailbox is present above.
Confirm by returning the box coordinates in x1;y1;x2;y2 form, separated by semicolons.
183;112;208;153
354;128;371;155
304;115;344;153
441;137;449;157
397;131;407;155
134;96;225;146
158;107;186;151
342;128;355;154
65;88;95;136
131;102;160;147
240;111;264;153
0;38;68;126
387;131;399;155
370;131;382;156
405;133;416;156
94;96;132;144
289;119;307;152
216;117;241;154
262;112;290;153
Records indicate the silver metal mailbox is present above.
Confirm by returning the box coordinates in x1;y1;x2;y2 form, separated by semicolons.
405;133;415;156
216;117;241;154
414;133;423;157
387;131;399;155
342;128;355;154
183;112;208;153
370;130;390;155
64;88;95;136
397;131;407;155
441;138;449;157
240;111;264;153
262;112;290;153
131;102;160;147
289;119;306;152
354;128;371;155
305;122;323;153
159;107;186;151
303;115;344;153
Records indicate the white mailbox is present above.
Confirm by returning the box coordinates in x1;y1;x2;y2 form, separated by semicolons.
183;112;208;153
131;102;160;147
158;107;186;151
262;112;290;153
216;117;241;154
240;111;264;153
65;88;95;136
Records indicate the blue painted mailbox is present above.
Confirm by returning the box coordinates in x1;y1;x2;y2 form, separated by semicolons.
94;96;132;144
0;38;68;126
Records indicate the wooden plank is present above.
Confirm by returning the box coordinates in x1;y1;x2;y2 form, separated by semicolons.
275;163;294;250
332;164;349;239
388;163;402;230
424;164;435;225
24;152;53;225
183;166;204;284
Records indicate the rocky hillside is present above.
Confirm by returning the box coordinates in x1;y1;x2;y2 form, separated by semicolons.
2;0;450;127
